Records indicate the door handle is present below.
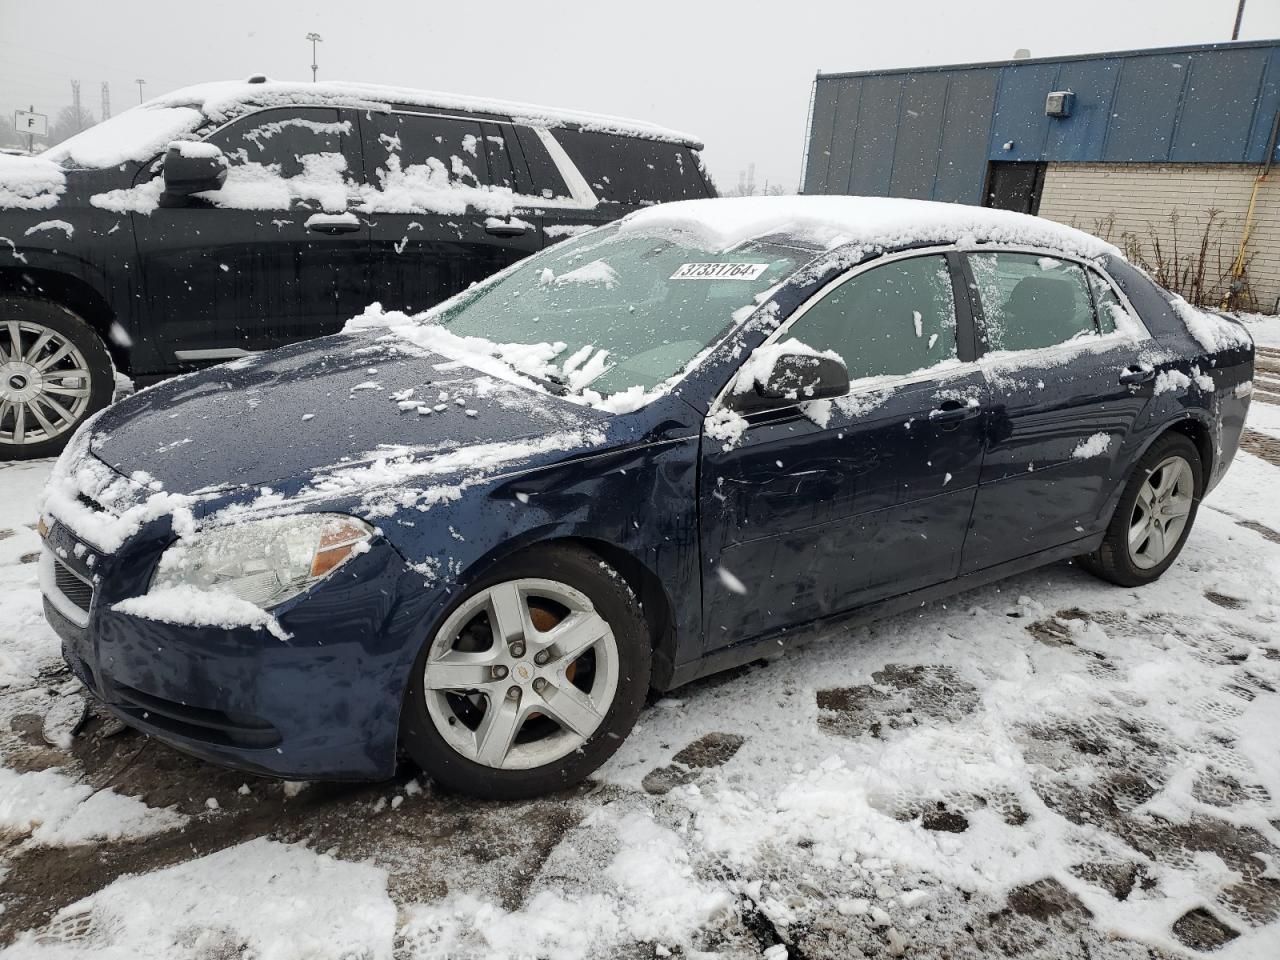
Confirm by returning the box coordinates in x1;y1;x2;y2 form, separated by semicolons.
929;399;980;424
305;214;361;235
1119;365;1155;386
485;222;527;237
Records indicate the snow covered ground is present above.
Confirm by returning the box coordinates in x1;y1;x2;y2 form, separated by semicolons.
1;388;1279;958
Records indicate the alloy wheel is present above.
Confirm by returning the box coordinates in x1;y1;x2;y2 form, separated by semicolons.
1128;455;1194;570
423;578;619;770
0;320;94;447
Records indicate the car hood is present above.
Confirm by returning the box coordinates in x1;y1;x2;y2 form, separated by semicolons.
90;331;613;498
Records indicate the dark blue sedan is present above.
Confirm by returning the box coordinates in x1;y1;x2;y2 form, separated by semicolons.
39;197;1254;798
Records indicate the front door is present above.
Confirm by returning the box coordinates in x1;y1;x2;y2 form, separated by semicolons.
699;251;988;650
984;161;1047;214
358;111;542;315
131;106;369;368
959;250;1152;572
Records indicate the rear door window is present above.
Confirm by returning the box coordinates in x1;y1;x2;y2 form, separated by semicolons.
550;129;710;204
783;254;958;381
968;252;1100;351
363;112;491;189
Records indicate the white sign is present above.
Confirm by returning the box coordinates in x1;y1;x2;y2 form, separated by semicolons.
14;110;48;137
669;262;769;281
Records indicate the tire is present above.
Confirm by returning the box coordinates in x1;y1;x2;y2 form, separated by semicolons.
0;297;114;461
401;544;651;800
1079;432;1203;587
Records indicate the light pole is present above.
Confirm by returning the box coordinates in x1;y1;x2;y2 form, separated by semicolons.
135;79;146;104
306;33;323;82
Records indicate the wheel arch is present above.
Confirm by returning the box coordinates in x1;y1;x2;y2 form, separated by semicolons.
439;531;681;693
0;267;125;372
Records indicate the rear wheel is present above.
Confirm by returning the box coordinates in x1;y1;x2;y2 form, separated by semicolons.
0;297;113;460
1079;432;1203;587
401;545;651;799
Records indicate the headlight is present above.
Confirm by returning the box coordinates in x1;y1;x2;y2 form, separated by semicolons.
149;514;374;609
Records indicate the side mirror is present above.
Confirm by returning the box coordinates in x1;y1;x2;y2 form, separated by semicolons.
729;348;850;413
159;142;228;207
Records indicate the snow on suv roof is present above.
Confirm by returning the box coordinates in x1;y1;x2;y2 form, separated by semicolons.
152;79;703;147
619;195;1121;261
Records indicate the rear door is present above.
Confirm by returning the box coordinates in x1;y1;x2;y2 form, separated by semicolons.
131;106;369;365
699;251;988;650
959;250;1153;572
358;111;542;314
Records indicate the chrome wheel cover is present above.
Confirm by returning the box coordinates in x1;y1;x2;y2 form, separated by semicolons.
1128;455;1194;570
0;320;93;446
423;578;619;771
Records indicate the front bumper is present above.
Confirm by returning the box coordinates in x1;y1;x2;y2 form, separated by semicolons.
43;521;433;781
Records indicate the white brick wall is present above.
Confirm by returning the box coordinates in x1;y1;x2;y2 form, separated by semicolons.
1037;162;1280;313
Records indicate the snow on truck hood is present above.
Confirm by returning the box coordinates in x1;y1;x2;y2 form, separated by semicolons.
41;332;610;550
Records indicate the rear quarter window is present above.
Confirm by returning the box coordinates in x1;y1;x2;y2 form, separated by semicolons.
551;129;711;204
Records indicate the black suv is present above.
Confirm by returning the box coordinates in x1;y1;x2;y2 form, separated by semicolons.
0;78;713;458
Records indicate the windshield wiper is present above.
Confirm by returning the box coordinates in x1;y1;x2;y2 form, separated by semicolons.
526;371;569;396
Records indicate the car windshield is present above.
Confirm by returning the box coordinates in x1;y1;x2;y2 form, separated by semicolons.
431;224;802;398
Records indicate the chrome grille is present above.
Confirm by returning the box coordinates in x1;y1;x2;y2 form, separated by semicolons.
52;559;93;613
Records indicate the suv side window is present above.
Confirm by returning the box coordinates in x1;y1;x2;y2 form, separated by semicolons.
364;112;491;188
783;254;958;381
206;107;352;180
1088;269;1124;335
968;252;1100;351
551;129;711;204
512;126;572;200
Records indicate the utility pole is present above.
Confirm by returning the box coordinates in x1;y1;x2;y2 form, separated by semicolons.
100;81;111;120
306;32;323;82
70;79;82;132
1232;0;1247;40
135;78;146;104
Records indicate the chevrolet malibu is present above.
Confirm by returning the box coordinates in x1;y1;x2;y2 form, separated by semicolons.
40;196;1254;799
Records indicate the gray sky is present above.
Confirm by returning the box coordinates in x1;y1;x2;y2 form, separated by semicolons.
2;0;1278;189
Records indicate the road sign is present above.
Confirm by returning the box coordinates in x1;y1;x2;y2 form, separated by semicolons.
14;110;48;137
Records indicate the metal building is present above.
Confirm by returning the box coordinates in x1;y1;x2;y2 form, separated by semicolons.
801;40;1280;310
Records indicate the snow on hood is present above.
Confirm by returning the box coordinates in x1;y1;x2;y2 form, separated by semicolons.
146;79;703;147
41;105;206;169
618;196;1121;262
0;154;67;209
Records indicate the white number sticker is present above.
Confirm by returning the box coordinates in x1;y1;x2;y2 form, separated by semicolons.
669;262;769;281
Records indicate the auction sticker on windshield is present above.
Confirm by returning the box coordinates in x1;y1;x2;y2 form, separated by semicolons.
669;262;769;280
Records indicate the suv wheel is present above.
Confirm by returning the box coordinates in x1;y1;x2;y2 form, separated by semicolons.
401;545;651;799
0;297;114;460
1079;432;1203;587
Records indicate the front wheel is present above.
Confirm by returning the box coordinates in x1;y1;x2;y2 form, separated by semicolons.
1079;432;1203;587
0;297;114;460
400;545;651;800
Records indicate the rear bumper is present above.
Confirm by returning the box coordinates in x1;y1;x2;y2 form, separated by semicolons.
45;529;431;781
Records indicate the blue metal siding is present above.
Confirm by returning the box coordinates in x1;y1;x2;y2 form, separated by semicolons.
848;76;903;196
802;40;1280;200
890;72;949;199
933;70;998;203
1172;47;1271;162
1044;59;1120;161
988;62;1057;162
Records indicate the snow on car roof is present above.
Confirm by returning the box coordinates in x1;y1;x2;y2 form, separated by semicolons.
618;195;1122;261
149;79;704;147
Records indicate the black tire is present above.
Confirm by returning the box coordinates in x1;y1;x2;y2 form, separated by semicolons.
1078;432;1203;587
0;296;114;461
400;544;652;800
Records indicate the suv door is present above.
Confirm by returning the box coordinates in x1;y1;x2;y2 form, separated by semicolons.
959;251;1152;572
699;252;988;650
130;107;369;367
358;111;542;314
